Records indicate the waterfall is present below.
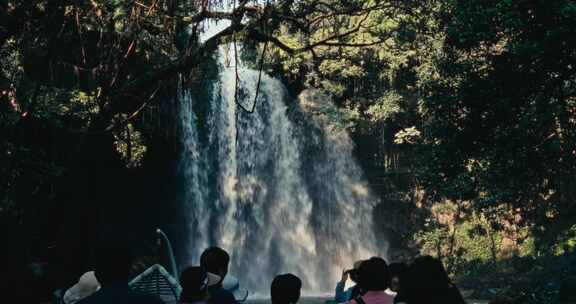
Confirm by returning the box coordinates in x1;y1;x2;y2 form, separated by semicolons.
178;48;384;295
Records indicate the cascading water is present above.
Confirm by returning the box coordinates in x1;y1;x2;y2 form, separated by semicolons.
178;46;385;295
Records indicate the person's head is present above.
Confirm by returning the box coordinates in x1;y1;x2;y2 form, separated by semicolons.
400;256;466;304
357;257;390;292
93;246;133;286
388;262;408;292
349;260;364;283
200;247;230;280
180;266;209;303
271;274;302;304
408;256;450;289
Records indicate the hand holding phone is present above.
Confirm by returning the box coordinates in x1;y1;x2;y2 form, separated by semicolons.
340;269;350;284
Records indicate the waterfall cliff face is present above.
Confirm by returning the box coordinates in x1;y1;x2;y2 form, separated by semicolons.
178;53;384;294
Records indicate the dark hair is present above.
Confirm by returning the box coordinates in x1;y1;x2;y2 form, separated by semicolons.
348;268;360;283
349;259;365;284
357;257;390;291
388;262;407;292
400;256;466;304
271;273;302;304
409;256;450;288
388;262;408;278
93;246;132;286
200;247;230;278
180;266;208;302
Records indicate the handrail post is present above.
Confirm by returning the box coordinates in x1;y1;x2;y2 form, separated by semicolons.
156;228;179;281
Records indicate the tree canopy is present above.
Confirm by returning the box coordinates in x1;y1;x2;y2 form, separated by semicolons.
1;1;576;302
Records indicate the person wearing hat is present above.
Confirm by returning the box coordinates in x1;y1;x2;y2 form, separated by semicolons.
179;266;221;304
335;260;364;303
347;257;394;304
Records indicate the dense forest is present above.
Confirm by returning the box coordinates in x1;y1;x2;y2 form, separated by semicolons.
1;0;576;303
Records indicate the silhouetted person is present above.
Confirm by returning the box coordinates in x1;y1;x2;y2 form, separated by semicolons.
200;247;237;304
77;246;163;304
348;257;394;304
335;260;364;302
396;256;465;304
179;266;213;304
387;262;407;298
271;274;302;304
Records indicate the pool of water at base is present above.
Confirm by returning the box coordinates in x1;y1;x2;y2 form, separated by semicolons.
246;297;489;304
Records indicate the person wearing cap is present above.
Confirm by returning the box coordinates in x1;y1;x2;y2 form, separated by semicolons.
335;260;364;303
347;257;394;304
200;247;237;304
179;266;221;304
271;274;302;304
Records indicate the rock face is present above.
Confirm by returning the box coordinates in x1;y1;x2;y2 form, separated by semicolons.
298;89;331;112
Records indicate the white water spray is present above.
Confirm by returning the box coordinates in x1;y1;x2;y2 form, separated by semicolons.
178;47;384;295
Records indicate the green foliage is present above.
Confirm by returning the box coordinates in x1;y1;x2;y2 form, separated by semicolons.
112;120;147;168
394;126;421;144
266;0;439;135
1;2;576;300
263;1;576;299
367;92;403;123
416;205;504;274
417;0;576;251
